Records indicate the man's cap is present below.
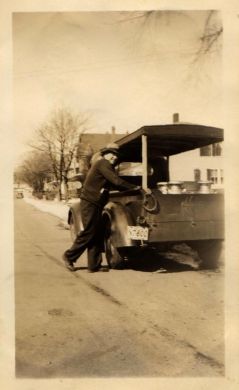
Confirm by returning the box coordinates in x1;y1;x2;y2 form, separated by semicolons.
100;142;120;156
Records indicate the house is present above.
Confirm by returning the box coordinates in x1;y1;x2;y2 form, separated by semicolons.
67;127;127;197
169;114;223;189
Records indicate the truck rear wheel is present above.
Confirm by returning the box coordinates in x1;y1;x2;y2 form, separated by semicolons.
104;218;125;269
105;236;125;269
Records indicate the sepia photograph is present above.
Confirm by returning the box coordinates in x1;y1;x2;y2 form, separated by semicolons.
12;9;225;377
1;1;239;389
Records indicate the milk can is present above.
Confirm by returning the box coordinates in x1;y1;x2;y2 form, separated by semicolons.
167;181;184;194
157;182;168;194
198;180;212;194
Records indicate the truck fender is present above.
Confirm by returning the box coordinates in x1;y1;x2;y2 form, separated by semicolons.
102;202;136;248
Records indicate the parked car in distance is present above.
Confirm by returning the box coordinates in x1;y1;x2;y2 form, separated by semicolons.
68;123;224;269
15;189;24;199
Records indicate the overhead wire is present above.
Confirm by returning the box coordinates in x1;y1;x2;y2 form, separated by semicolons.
14;48;196;80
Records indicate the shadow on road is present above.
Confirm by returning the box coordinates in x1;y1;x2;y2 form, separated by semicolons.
74;265;110;272
72;250;221;274
121;247;218;273
74;266;88;271
126;253;198;273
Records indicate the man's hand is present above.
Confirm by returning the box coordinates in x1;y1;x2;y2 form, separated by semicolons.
132;186;152;195
133;185;142;191
141;187;152;194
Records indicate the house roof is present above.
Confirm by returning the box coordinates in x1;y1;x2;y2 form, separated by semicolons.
77;133;124;158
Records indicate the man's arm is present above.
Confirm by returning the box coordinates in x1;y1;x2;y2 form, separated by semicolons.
99;159;140;190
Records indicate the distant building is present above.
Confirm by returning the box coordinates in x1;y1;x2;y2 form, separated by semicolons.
169;114;223;189
78;126;123;154
67;127;127;196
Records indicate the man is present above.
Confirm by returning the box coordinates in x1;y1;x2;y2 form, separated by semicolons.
63;143;141;273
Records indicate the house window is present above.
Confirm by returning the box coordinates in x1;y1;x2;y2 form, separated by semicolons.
200;145;211;156
194;169;201;182
207;169;218;184
200;143;222;156
220;169;224;184
212;143;222;156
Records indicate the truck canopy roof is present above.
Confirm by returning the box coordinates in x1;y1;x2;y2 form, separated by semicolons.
116;124;223;160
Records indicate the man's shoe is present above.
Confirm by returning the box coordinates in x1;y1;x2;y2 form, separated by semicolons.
62;254;75;272
97;267;109;272
88;267;109;273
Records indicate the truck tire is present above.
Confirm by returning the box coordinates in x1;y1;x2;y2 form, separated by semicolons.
104;218;125;269
105;235;125;269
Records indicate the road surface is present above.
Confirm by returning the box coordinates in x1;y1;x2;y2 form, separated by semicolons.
14;199;224;377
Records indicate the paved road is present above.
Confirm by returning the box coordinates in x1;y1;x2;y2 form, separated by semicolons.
14;199;224;378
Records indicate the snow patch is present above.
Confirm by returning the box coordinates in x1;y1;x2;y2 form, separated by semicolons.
24;196;70;224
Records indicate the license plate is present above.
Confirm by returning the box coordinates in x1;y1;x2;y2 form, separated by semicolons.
127;226;149;240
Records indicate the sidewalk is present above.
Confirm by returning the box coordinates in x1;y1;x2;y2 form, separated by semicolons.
23;196;79;228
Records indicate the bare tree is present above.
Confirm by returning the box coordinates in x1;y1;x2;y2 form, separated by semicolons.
194;11;222;59
117;10;222;63
30;108;91;200
14;151;52;194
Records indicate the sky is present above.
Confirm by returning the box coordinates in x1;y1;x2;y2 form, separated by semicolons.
13;11;222;164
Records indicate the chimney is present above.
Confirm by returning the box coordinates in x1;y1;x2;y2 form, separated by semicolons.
173;113;180;123
111;126;116;135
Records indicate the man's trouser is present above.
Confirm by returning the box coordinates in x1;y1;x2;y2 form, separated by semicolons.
64;199;103;271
